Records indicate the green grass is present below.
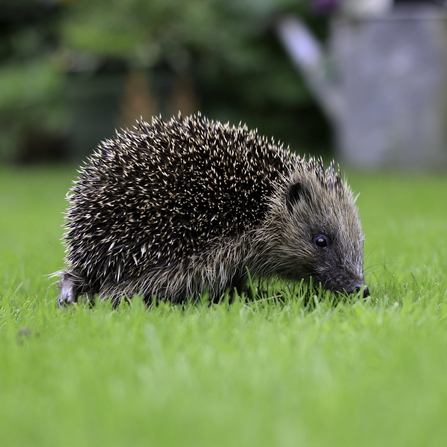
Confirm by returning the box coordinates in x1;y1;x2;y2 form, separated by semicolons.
1;166;447;447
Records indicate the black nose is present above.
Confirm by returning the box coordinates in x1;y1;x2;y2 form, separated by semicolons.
353;285;369;298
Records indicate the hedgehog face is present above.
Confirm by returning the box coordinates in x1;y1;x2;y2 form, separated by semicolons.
306;229;368;297
262;175;368;297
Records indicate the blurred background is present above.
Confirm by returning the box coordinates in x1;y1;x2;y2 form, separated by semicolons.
1;0;447;168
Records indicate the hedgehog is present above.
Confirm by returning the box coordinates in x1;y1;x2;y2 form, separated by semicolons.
57;113;369;307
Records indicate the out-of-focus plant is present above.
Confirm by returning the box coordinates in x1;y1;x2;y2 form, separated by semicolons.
0;58;66;161
0;0;330;162
61;0;330;153
62;0;306;69
0;0;66;162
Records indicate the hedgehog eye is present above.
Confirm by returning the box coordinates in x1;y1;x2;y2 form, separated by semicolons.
314;234;329;248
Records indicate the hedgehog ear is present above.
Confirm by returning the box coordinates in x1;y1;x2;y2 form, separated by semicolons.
286;182;311;212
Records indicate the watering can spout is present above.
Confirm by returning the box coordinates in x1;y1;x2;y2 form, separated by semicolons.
276;16;344;122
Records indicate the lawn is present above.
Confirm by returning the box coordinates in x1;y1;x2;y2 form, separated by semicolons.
1;165;447;447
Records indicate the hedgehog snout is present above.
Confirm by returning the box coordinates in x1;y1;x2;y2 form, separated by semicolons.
352;284;369;298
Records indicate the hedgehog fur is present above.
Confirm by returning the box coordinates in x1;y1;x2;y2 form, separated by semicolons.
58;113;368;307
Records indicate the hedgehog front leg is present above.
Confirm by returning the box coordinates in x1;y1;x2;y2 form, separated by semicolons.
58;271;79;308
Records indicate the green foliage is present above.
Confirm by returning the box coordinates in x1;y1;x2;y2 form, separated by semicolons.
62;0;307;67
60;0;325;149
1;167;447;446
0;58;66;161
0;0;329;162
0;0;66;161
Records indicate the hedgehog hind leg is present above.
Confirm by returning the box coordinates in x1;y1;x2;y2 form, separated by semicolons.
58;271;81;308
